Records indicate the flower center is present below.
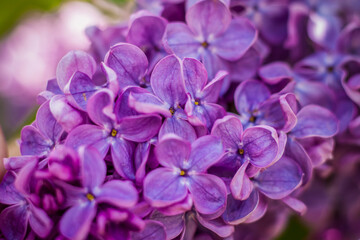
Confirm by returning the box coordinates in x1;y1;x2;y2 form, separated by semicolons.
201;41;209;48
194;98;201;106
239;148;244;155
86;193;95;201
327;65;335;73
180;169;187;176
82;93;87;101
169;107;175;115
111;129;118;137
249;115;256;123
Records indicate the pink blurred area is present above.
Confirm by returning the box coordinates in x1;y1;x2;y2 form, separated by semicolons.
0;1;107;137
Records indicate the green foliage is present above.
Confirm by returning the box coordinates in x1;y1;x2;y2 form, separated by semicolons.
0;0;64;37
276;215;310;240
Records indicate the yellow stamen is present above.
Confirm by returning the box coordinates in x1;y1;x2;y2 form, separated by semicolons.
180;170;186;176
82;93;87;101
111;129;117;137
239;149;244;155
249;116;256;123
169;107;175;115
194;101;199;105
86;193;95;201
201;41;209;48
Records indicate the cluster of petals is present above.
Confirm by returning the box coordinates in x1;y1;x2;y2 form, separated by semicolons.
1;0;359;239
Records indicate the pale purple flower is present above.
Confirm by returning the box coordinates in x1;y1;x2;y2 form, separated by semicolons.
59;146;139;240
129;54;197;141
143;134;227;217
65;88;162;180
163;0;257;79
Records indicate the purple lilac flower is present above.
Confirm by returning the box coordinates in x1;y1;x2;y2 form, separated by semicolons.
143;134;227;217
58;146;139;239
129;54;197;141
127;11;169;70
0;165;53;239
65;88;161;180
163;0;257;80
230;0;289;45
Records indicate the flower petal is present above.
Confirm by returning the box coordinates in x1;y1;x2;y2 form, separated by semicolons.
0;204;29;240
234;80;271;115
118;114;162;142
0;172;25;204
79;146;106;189
60;202;97;240
163;22;200;59
65;125;110;158
129;91;170;117
56;50;96;91
186;0;231;38
222;190;259;225
182;57;208;97
188;135;224;172
28;204;53;238
150;55;187;106
212;18;257;61
66;71;99;110
20;125;52;156
159;117;197;142
87;89;116;130
242;125;279;167
230;161;253;200
131;220;167;240
111;139;136;180
254;156;303;199
155;134;191;169
96;180;138;208
144;168;187;208
211;115;243;150
291;105;339;138
188;173;227;216
36;100;63;143
105;43;148;89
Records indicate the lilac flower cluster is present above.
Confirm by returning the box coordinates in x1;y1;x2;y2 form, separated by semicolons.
1;0;359;239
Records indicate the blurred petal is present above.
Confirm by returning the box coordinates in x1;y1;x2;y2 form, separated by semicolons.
291;105;339;138
20;125;52;156
0;204;29;240
28;205;53;238
186;0;231;38
60;202;97;240
97;180;138;208
234;80;270;115
254;156;303;199
163;22;200;59
0;172;24;204
212;18;257;61
131;220;167;240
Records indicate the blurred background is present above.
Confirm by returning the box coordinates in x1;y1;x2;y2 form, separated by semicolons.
0;0;132;153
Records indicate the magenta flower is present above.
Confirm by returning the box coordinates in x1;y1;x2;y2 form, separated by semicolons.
143;134;227;217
